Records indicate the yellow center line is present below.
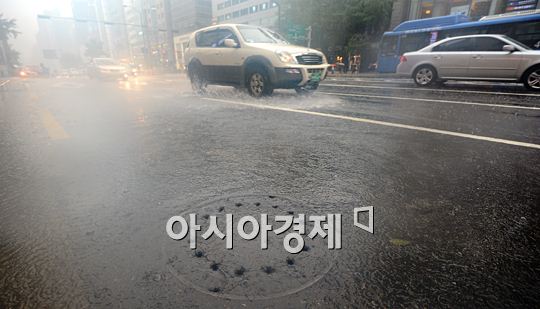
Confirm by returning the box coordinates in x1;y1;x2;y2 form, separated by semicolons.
26;89;70;141
39;108;70;140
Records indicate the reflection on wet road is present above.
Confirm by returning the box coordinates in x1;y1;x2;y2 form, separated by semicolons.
0;75;539;308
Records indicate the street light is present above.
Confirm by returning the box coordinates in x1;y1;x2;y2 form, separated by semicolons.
122;4;156;68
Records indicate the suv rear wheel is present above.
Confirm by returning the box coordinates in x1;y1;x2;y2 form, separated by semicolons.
188;62;207;94
246;67;273;97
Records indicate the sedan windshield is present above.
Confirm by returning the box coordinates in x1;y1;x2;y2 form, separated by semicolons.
95;58;119;65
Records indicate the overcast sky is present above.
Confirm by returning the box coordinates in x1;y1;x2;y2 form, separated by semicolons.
2;0;72;64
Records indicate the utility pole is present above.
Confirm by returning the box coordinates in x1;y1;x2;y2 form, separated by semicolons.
163;0;175;71
123;4;154;69
306;26;312;48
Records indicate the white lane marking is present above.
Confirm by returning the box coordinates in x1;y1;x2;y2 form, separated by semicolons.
321;83;540;98
327;78;404;84
52;82;84;88
318;91;540;111
0;79;10;87
202;97;540;150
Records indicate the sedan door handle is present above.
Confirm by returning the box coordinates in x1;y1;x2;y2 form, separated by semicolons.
433;56;442;60
472;55;482;59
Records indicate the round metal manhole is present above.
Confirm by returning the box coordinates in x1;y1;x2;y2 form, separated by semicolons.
162;194;336;300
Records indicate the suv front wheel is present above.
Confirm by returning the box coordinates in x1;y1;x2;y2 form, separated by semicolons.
246;67;273;97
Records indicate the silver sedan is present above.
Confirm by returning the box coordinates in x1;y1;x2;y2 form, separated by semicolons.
396;34;540;91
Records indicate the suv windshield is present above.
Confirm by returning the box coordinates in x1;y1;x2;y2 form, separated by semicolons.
237;26;289;44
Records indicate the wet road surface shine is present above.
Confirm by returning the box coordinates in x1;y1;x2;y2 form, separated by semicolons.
203;96;540;149
0;76;539;308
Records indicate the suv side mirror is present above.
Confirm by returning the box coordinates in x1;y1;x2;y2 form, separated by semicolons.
503;45;516;53
224;39;239;48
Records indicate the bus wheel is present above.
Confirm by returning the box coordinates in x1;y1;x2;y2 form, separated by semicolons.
413;65;437;87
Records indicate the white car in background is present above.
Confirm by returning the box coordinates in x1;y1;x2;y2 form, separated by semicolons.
87;58;128;80
396;34;540;91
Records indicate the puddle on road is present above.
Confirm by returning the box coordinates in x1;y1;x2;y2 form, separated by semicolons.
199;86;344;110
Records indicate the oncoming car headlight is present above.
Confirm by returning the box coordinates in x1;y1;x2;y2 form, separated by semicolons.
275;51;296;64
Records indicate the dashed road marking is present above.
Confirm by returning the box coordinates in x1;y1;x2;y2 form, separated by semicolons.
321;83;540;98
318;91;540;110
203;97;540;150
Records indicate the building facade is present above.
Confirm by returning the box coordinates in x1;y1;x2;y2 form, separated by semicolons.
36;9;80;71
72;0;131;61
101;0;131;60
170;0;212;33
389;0;540;29
213;0;280;30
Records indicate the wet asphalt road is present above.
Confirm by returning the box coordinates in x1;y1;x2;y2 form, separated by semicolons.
0;75;539;308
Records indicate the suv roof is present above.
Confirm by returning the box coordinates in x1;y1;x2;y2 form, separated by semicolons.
193;23;272;33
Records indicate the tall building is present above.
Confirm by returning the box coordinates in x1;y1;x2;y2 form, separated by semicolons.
36;10;80;70
72;0;130;60
71;0;101;47
122;0;146;64
389;0;539;29
170;0;212;33
213;0;280;30
101;0;131;60
169;0;213;70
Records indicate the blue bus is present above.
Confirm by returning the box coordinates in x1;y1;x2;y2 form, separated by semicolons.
377;11;540;73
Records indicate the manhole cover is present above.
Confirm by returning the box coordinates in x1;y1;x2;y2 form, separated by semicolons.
162;194;336;300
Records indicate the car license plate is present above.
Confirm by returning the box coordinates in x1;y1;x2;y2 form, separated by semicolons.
310;72;321;82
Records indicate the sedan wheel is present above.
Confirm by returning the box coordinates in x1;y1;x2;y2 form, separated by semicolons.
414;67;435;86
525;69;540;90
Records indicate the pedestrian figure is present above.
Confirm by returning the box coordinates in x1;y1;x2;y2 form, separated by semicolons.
353;53;361;74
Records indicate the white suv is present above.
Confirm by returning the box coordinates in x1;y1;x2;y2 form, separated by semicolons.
185;24;329;97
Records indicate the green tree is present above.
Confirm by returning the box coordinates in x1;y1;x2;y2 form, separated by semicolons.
84;39;106;59
280;0;393;64
0;14;19;41
0;14;20;75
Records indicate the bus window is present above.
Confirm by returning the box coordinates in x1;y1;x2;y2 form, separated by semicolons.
450;27;486;37
514;21;540;49
399;33;431;54
487;23;515;36
380;35;398;56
